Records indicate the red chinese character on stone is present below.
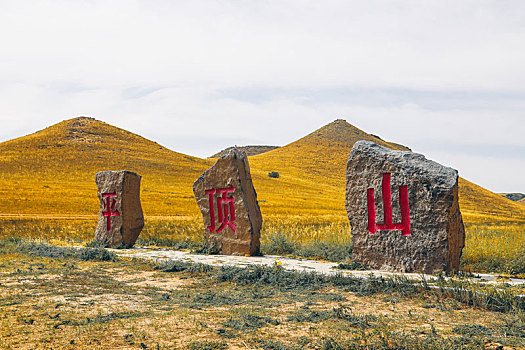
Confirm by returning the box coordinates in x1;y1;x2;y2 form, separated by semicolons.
102;193;120;231
367;173;411;236
205;186;237;234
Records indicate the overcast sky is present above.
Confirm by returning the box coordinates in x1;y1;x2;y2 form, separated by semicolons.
0;0;524;193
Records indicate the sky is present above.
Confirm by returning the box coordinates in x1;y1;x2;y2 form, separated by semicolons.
0;0;524;193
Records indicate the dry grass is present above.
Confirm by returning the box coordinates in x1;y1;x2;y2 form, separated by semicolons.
1;215;524;274
0;117;524;273
1;249;524;349
462;222;525;274
2;117;524;223
0;117;212;216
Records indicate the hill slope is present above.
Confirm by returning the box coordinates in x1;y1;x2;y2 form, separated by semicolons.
0;117;212;215
0;117;523;224
246;119;410;215
248;119;525;222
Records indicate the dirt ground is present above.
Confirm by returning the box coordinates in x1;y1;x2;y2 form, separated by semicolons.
0;252;524;350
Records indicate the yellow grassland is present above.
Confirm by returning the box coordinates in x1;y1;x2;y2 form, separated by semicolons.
1;117;524;221
462;222;525;269
1;117;524;270
0;216;523;274
0;117;211;216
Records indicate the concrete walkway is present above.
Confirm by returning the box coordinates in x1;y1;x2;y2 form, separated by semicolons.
110;246;525;287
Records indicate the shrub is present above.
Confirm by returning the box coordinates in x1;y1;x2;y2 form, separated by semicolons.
287;305;376;327
0;238;116;262
216;264;327;291
262;231;297;255
296;241;353;262
268;171;279;178
187;340;228;350
222;314;278;330
80;247;116;262
136;237;195;250
156;260;213;273
452;324;493;337
262;233;352;262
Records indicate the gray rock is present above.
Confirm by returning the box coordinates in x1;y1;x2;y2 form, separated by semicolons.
95;170;144;248
193;148;262;256
345;141;465;273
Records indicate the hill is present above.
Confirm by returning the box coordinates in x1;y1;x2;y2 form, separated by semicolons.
248;119;525;223
0;117;523;224
210;145;280;158
0;117;212;216
459;180;525;222
246;119;411;215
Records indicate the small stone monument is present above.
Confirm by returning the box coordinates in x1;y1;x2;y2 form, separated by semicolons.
193;148;262;255
346;141;465;273
95;170;144;248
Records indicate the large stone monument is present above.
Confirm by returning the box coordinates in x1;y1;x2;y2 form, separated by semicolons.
95;170;144;248
346;141;465;273
193;148;262;256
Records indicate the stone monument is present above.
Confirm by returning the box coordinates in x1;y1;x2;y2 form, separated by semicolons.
345;141;465;273
95;170;144;248
193;148;262;255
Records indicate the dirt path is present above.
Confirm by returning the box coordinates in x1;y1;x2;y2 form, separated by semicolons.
109;246;525;288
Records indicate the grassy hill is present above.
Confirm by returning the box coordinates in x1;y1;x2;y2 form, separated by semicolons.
249;119;525;223
0;117;212;216
247;119;410;215
0;117;523;225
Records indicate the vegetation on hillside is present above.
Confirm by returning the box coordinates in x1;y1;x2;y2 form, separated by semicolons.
0;117;212;216
0;117;524;274
1;117;523;222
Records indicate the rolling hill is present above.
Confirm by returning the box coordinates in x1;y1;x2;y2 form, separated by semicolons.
0;117;523;224
246;119;412;215
247;119;525;222
0;117;212;216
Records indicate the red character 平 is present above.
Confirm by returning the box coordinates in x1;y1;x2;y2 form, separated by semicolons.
101;193;120;231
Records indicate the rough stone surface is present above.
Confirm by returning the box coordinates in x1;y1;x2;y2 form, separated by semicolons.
193;148;262;256
95;170;144;248
346;141;465;273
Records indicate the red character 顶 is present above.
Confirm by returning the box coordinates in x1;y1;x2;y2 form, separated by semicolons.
367;173;411;236
205;186;236;234
102;193;120;231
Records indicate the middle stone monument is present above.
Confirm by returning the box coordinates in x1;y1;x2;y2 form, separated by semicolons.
193;148;262;256
346;141;465;274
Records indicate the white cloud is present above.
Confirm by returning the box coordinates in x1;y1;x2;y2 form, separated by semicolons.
0;0;524;192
